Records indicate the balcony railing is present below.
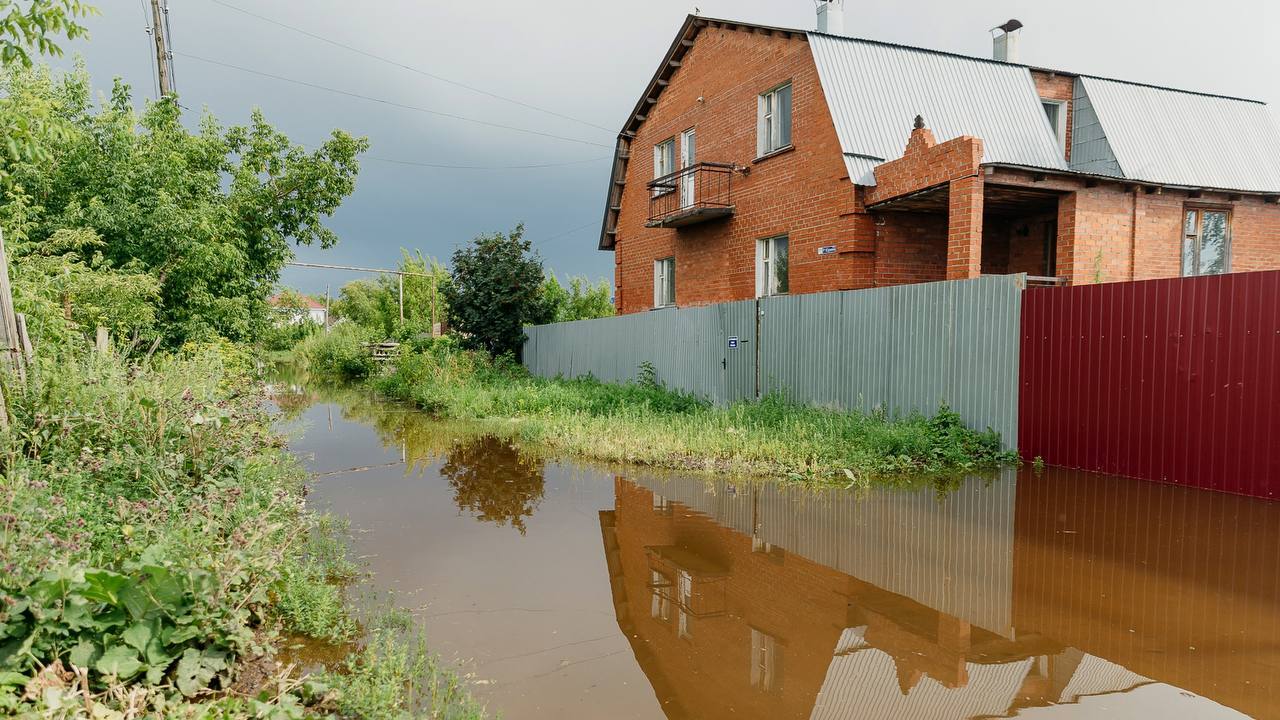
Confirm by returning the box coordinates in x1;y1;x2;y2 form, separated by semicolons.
646;162;736;228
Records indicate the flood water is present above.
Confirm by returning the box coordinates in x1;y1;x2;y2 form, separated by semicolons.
274;381;1280;720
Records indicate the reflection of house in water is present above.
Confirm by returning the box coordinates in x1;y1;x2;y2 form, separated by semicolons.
600;469;1280;719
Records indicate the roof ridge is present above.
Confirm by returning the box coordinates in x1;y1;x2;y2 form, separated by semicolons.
694;16;1270;106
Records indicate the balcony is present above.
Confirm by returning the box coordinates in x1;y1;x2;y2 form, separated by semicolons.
646;162;736;228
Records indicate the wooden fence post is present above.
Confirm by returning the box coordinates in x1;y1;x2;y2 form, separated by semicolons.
96;326;109;354
0;229;23;376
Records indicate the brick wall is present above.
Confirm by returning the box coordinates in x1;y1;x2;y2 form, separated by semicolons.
609;26;1280;311
613;26;872;314
986;168;1280;283
873;212;948;285
864;128;983;205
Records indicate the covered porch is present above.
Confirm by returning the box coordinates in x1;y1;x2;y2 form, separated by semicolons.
867;180;1068;285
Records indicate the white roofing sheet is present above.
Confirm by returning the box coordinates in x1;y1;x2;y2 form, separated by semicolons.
1078;76;1280;192
808;32;1069;185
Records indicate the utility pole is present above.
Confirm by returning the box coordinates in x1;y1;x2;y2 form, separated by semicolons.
149;0;174;97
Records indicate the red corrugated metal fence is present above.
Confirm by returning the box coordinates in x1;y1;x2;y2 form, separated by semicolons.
1018;270;1280;498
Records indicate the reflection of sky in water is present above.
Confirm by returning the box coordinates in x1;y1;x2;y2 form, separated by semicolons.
281;390;1278;720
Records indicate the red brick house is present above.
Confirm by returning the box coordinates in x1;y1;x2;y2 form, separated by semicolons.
599;6;1280;314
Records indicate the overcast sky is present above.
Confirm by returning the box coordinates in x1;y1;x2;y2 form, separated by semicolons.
56;0;1280;294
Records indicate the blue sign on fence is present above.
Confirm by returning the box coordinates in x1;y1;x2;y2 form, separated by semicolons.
728;336;739;349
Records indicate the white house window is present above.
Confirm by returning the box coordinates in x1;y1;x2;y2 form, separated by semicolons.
650;570;671;621
677;570;693;639
756;236;789;297
654;257;676;308
757;82;793;157
1182;208;1231;276
1041;99;1066;154
653;138;676;195
750;628;778;691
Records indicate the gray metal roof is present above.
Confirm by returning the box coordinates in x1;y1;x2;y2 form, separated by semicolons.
808;32;1069;185
1073;76;1280;192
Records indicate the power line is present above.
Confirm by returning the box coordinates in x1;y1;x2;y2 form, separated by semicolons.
530;219;598;245
366;155;611;170
174;51;614;149
205;0;615;134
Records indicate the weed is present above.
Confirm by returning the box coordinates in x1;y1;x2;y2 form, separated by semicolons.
364;345;1016;485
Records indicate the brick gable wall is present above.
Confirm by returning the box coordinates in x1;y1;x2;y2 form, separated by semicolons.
612;26;872;313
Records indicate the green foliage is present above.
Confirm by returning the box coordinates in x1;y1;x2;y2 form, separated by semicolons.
0;0;95;68
442;224;547;357
536;273;614;323
261;288;321;351
0;63;368;345
324;629;486;720
331;250;449;339
0;562;242;696
0;350;307;712
293;322;376;380
8;227;161;348
371;344;1015;484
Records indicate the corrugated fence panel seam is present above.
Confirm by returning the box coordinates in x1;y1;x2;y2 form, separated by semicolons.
526;276;1024;449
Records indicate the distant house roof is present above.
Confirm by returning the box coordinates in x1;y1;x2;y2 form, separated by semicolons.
809;31;1069;185
599;15;1280;249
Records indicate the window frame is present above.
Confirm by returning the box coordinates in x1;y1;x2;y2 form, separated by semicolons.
757;82;793;158
1181;205;1232;277
755;235;790;298
1040;99;1067;155
653;256;676;309
653;137;676;197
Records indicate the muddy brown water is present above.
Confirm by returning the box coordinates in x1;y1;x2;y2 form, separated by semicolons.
274;381;1280;720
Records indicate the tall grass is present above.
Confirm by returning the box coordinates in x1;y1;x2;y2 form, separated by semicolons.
0;342;485;717
369;340;1015;485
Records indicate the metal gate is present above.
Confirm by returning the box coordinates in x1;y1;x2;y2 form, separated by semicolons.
717;299;757;402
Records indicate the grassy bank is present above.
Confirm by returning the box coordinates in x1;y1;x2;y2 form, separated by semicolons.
297;333;1016;485
0;343;484;718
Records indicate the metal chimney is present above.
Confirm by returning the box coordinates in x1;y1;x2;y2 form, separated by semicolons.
816;0;845;34
991;19;1023;62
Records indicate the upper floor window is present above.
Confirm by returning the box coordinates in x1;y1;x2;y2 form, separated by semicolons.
757;82;793;157
1183;208;1231;276
653;137;676;195
756;235;789;297
1041;99;1066;154
654;256;676;308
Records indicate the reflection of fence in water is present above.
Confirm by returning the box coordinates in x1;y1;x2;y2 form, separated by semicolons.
625;469;1017;638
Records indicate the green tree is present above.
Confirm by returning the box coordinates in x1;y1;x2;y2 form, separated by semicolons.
0;63;368;344
0;1;96;180
9;227;160;347
330;250;449;338
0;0;95;67
442;225;547;357
538;273;614;323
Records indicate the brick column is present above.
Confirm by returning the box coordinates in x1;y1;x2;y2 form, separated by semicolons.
946;175;984;280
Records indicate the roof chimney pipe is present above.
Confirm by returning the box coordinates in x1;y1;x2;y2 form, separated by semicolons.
816;0;845;34
991;19;1022;62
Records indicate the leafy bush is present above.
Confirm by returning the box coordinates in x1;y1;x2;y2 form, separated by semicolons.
0;349;359;714
442;224;548;358
294;323;376;380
